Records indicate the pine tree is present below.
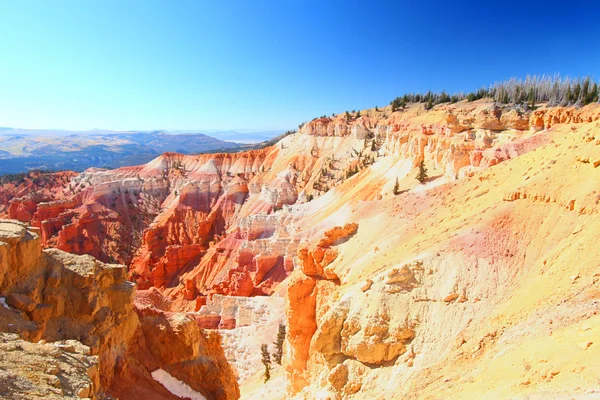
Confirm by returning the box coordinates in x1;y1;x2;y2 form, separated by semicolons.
528;87;535;109
425;96;433;110
574;81;582;102
588;83;598;104
393;177;400;195
375;105;379;111
582;76;590;103
273;323;286;365
566;84;573;104
356;110;361;118
261;344;271;382
345;111;350;122
416;159;428;184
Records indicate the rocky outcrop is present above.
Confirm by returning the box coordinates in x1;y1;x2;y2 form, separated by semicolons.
0;220;137;394
270;110;600;399
0;220;240;399
317;223;358;248
529;105;600;130
0;171;76;214
284;270;318;394
113;299;240;400
3;101;600;400
4;103;600;312
0;333;99;399
194;294;286;382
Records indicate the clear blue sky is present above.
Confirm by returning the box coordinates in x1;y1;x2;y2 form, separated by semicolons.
0;0;598;132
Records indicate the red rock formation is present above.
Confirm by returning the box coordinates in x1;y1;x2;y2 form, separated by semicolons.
113;294;240;400
317;223;358;248
0;220;240;399
285;270;318;393
0;171;76;214
4;103;600;309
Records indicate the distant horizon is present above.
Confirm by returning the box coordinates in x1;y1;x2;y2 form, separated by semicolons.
0;126;286;136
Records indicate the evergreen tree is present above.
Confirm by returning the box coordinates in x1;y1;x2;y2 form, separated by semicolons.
587;83;598;104
393;177;400;195
273;323;286;365
574;81;582;102
261;344;271;382
416;159;428;184
439;90;450;103
582;76;590;103
375;105;379;111
566;84;573;104
345;111;350;122
528;87;535;109
425;96;434;110
356;110;361;118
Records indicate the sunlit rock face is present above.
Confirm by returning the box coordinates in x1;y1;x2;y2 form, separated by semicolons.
8;103;595;309
0;220;239;399
4;103;600;399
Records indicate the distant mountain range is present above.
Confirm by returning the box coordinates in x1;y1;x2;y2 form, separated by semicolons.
168;129;285;144
0;128;282;174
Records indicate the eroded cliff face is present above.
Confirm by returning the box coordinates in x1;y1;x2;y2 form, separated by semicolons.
0;220;239;399
9;103;600;309
0;171;77;216
266;107;600;399
4;102;600;399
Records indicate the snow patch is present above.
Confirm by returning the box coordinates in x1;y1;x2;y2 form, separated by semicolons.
215;295;286;382
151;369;206;400
0;297;9;310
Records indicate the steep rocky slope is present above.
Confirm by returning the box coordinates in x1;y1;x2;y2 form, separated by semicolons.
243;104;600;399
8;102;599;307
3;101;600;398
0;220;239;399
0;171;76;215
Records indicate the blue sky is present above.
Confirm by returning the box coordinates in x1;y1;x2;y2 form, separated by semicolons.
0;0;598;132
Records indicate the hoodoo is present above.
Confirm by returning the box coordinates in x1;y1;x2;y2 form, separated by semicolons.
2;97;600;398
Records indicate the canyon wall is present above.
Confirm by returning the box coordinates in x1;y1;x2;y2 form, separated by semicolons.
0;220;239;399
7;103;600;310
270;106;600;399
3;102;600;398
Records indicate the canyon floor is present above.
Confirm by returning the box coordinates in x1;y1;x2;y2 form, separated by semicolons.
1;100;600;399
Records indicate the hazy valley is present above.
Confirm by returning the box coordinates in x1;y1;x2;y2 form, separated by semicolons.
0;129;284;174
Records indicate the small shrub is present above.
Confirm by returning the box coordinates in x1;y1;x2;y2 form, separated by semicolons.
393;177;400;195
273;323;286;365
261;344;271;382
416;159;428;184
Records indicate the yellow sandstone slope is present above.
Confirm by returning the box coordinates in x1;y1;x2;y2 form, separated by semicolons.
243;102;600;399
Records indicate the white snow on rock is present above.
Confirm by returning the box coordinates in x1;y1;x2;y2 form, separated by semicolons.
199;294;285;383
151;369;206;400
0;297;9;310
